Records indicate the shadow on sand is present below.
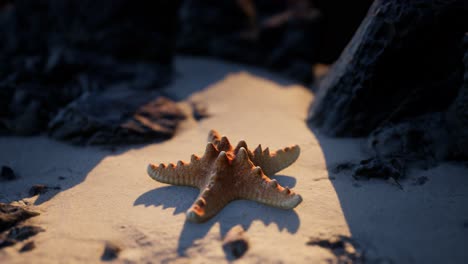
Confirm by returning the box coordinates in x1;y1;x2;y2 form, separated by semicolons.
134;174;300;256
307;121;468;262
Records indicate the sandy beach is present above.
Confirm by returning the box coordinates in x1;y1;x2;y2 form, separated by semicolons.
1;56;468;263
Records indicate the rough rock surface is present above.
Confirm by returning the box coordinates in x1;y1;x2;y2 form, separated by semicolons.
309;0;468;136
0;0;183;145
222;225;249;260
309;0;468;169
177;0;372;83
367;35;468;164
48;93;186;145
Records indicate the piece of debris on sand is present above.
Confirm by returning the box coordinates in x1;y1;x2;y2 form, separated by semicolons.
101;241;122;261
19;241;36;252
222;225;249;260
1;166;17;181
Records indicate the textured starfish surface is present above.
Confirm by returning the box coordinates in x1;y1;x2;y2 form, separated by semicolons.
147;130;302;223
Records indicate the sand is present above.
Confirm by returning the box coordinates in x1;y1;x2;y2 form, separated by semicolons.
1;56;467;263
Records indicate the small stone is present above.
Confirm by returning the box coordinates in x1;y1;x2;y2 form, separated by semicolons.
1;166;16;181
412;176;429;186
463;220;468;228
19;241;36;252
101;241;121;261
222;225;249;260
353;157;405;183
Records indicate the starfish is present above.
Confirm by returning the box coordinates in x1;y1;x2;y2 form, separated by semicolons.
147;130;302;223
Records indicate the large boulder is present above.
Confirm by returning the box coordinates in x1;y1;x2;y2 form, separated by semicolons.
309;0;468;166
309;0;468;137
0;0;184;145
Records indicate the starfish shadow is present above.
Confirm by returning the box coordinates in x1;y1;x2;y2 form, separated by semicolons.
134;184;301;257
271;174;297;188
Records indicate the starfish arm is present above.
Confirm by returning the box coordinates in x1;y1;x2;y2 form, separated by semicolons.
186;184;235;223
147;159;201;188
147;143;222;188
239;168;302;209
249;144;301;176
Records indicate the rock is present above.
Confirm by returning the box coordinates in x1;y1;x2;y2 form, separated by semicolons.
307;235;364;264
353;157;405;185
19;241;36;252
0;1;182;145
411;176;429;186
463;221;468;228
0;203;39;232
101;241;121;261
1;165;16;181
48;93;186;145
309;0;468;136
367;114;449;163
222;225;249;260
177;0;370;83
308;0;468;171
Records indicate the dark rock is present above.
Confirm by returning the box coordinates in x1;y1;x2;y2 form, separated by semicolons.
48;93;186;145
309;0;468;136
1;165;16;181
222;225;249;260
7;226;44;241
308;0;468;172
307;235;364;264
29;185;61;196
177;0;248;55
368;114;448;163
412;176;429;186
353;157;405;182
1;0;180;61
313;0;375;64
19;241;36;252
177;0;368;83
0;1;182;145
0;203;39;232
463;220;468;228
101;241;121;261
